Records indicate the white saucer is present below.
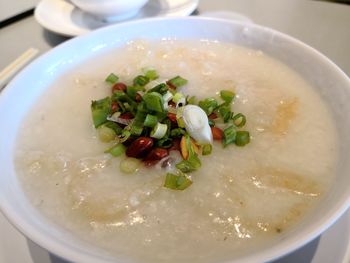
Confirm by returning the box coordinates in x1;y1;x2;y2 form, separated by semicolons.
34;0;199;37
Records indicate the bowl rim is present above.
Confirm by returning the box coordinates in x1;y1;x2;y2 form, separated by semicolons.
0;16;350;263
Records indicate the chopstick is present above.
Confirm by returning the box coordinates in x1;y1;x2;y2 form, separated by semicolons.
0;48;39;91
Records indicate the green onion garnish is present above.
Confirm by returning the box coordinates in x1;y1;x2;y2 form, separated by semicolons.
170;128;186;138
126;86;142;100
112;91;137;113
105;73;119;84
143;92;164;113
104;121;123;135
218;105;232;123
198;98;218;115
91;97;112;128
235;131;250;146
173;92;185;103
176;160;197;173
150;122;168;139
187;96;196;105
156;137;173;148
133;75;149;86
105;143;126;157
232;113;246;127
202;144;212;155
144;69;159;80
162;91;173;103
97;125;116;142
120;157;141;174
220;90;235;104
164;172;192;190
119;130;131;143
168;76;188;88
147;83;168;94
144;114;158;128
222;125;237;147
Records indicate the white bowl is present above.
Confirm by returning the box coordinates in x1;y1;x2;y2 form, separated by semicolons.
70;0;149;21
0;17;350;263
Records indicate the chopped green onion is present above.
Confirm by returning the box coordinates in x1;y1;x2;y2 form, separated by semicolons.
105;143;126;157
220;90;235;104
162;91;173;102
104;121;123;135
147;83;168;94
170;128;186;138
119;130;131;143
150;122;168;139
130;125;143;136
155;111;167;121
112;91;137;113
168;76;188;88
143;114;158;128
164;172;192;190
218;105;232;123
222;125;237;147
176;160;197;173
91;97;111;128
126;86;141;100
120;157;141;174
232;113;247;127
202;144;212;155
235;131;250;146
198;98;218;115
97;125;116;142
172;92;185;103
143;92;164;112
163;91;173;109
129;108;146;136
144;69;159;80
105;73;119;84
156;137;173;148
133;75;149;86
187;96;197;105
163;119;172;138
176;98;186;108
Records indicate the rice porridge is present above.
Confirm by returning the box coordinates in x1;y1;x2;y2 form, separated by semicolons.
15;40;337;263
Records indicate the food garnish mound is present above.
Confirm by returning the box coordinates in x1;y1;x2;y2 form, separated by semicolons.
91;69;250;190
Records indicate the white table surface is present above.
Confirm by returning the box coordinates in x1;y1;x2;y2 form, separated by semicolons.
0;0;349;262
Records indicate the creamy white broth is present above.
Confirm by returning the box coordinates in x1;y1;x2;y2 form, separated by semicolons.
15;40;337;262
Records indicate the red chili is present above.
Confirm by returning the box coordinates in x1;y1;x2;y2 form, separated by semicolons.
211;126;223;140
112;82;127;93
167;112;177;123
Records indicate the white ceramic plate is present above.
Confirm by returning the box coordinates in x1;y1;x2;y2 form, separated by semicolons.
1;17;350;263
34;0;199;37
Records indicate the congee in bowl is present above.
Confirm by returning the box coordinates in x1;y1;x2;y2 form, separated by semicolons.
0;17;350;263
